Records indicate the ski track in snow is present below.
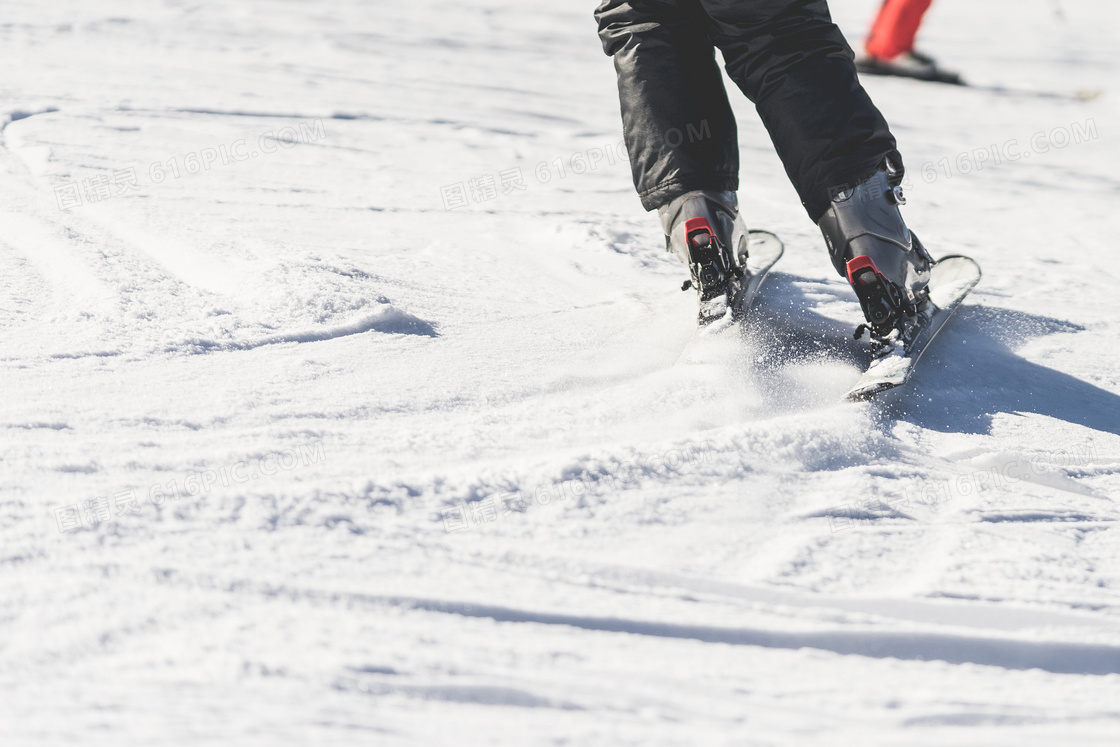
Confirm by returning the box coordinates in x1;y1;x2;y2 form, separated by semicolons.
2;1;1120;744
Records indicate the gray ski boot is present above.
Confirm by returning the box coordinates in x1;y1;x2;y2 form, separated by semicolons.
658;190;749;325
818;160;934;345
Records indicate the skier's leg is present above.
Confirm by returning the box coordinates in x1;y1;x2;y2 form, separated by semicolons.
857;0;956;83
865;0;934;61
697;0;896;224
594;0;739;211
596;0;749;325
699;0;931;333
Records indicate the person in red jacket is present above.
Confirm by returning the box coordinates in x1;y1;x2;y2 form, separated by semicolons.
856;0;961;83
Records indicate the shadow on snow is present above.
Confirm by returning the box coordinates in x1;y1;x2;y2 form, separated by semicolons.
741;273;1120;438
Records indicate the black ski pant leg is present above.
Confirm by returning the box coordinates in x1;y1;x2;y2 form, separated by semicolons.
698;0;899;222
595;0;740;211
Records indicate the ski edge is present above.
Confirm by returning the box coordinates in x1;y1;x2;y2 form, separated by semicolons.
737;229;784;313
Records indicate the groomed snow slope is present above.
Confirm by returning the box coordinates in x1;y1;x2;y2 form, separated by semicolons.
2;1;1120;744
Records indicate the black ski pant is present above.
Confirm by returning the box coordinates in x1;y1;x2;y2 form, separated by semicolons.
595;0;900;222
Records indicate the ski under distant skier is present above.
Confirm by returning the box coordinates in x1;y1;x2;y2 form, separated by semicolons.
855;0;963;84
853;1;1102;100
594;0;978;399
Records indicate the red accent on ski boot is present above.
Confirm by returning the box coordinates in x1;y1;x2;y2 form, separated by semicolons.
846;255;900;329
684;217;716;250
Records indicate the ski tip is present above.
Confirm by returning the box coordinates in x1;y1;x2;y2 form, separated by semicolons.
747;229;785;254
932;254;982;281
933;254;979;266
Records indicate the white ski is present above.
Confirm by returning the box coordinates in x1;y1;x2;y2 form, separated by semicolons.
844;255;981;401
699;229;784;333
675;230;783;363
736;230;784;314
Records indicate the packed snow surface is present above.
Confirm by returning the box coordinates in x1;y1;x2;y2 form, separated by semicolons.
3;1;1120;744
